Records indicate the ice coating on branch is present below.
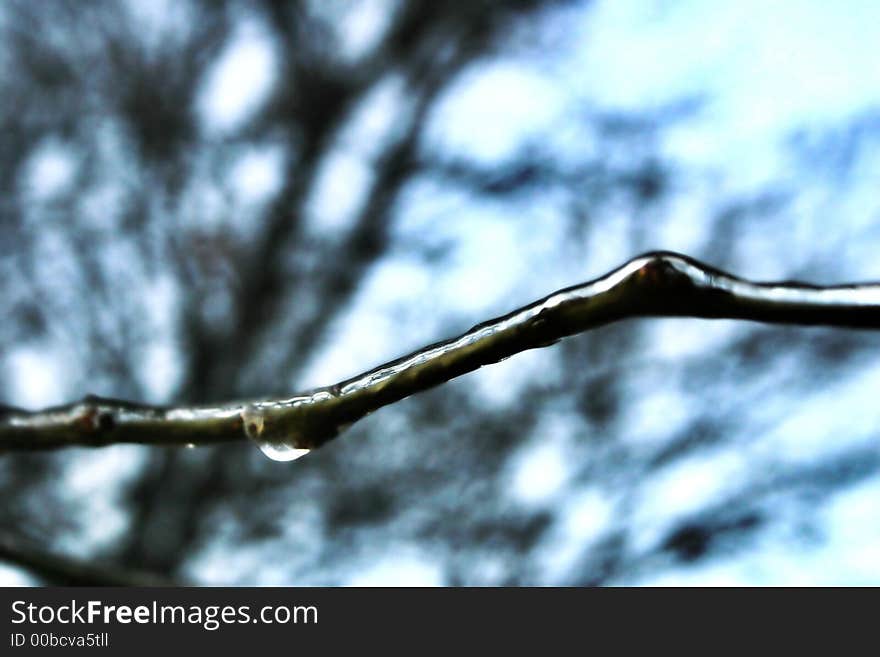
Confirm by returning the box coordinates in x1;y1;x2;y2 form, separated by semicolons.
3;252;880;456
235;252;880;463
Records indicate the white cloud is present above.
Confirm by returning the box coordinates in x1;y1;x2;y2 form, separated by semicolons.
23;142;77;201
305;149;374;234
427;61;567;163
346;547;443;586
229;145;285;206
198;21;277;133
4;347;68;409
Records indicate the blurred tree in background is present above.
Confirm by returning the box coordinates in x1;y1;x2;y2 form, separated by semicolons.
2;0;880;585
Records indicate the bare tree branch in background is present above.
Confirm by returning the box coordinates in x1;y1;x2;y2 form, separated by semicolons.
0;533;177;586
3;251;878;458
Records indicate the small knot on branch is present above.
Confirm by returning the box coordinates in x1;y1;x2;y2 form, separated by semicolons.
75;402;115;435
628;253;704;314
634;253;694;290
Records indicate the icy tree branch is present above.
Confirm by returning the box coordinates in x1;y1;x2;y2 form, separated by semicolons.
2;252;879;460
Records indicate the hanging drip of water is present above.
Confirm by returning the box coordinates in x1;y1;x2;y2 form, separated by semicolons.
240;390;357;462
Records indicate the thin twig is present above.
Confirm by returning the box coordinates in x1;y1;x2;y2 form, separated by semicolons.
2;252;879;459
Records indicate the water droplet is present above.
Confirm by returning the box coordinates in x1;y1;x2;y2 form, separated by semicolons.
241;401;315;463
255;443;311;462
